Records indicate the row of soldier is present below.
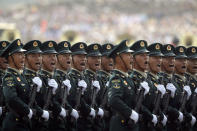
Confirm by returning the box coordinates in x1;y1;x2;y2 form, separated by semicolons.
0;39;197;131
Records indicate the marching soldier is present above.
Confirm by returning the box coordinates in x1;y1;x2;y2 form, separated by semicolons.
22;40;49;131
97;43;114;131
54;41;79;131
39;41;66;131
0;41;10;130
108;40;139;131
1;39;33;131
185;46;197;130
172;46;196;130
83;43;104;131
129;40;158;131
146;43;167;130
67;42;92;131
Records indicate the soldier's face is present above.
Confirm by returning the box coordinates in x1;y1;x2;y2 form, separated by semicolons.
186;59;197;75
57;53;71;71
148;56;162;74
9;52;25;70
0;56;8;70
134;53;148;71
25;53;42;71
72;54;86;72
101;56;114;72
162;56;175;74
121;53;132;70
87;56;101;72
175;58;187;75
42;53;57;72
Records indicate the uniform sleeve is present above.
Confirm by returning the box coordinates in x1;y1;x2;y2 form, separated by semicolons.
3;74;30;117
108;77;132;119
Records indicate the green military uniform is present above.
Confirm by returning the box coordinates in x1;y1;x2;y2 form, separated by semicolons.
39;41;67;131
172;46;192;131
185;46;197;131
1;39;32;131
108;40;139;131
68;42;92;131
96;43;114;131
22;40;48;131
54;41;73;131
0;41;10;131
129;40;157;131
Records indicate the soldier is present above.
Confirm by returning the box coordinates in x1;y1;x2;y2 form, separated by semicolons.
97;43;114;131
1;39;33;131
67;42;92;131
129;40;158;131
54;41;79;131
39;41;66;131
0;41;10;130
22;40;49;131
158;44;178;131
83;43;104;131
172;46;196;130
185;46;197;130
107;40;139;131
146;43;167;130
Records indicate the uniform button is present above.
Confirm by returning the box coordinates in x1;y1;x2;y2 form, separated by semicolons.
16;118;18;121
24;89;26;92
121;120;125;123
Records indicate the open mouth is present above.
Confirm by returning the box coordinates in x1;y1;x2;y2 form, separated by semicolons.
193;66;197;69
95;63;99;67
145;61;148;65
50;62;55;66
66;61;71;64
35;62;40;66
109;63;113;67
169;64;174;67
182;66;186;69
80;62;85;66
157;64;161;67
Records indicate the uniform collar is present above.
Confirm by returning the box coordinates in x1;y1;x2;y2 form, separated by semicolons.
40;69;53;76
7;67;23;75
186;72;196;79
148;72;158;80
113;69;128;77
174;73;186;82
0;69;5;73
97;70;110;76
133;69;146;78
55;69;67;75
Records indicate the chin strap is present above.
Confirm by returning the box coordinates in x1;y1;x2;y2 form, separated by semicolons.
11;55;19;69
118;54;129;72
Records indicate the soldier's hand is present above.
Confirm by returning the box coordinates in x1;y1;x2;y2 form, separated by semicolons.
191;114;196;126
166;83;176;98
92;80;100;93
48;79;58;94
195;88;197;93
183;85;191;100
28;109;33;119
41;110;49;121
157;84;166;98
130;110;139;123
89;108;96;118
71;109;79;120
152;114;158;126
161;114;167;126
178;111;183;122
97;108;104;118
59;107;67;118
63;79;71;94
32;77;42;92
78;80;87;93
140;81;150;95
0;107;2;116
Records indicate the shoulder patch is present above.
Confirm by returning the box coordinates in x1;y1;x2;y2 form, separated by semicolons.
112;79;121;83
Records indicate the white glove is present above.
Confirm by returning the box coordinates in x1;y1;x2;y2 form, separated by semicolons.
140;81;150;95
152;114;158;126
0;107;2;116
28;109;33;119
41;110;49;121
194;88;197;94
130;110;139;123
191;114;196;126
106;81;109;87
71;109;79;120
92;80;100;93
157;84;166;98
97;108;104;118
161;114;167;126
166;83;176;98
78;80;87;93
48;79;58;94
63;79;71;94
89;108;96;118
183;86;191;100
32;77;42;92
59;107;67;118
178;111;184;122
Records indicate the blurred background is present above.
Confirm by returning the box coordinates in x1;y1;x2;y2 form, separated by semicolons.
0;0;197;46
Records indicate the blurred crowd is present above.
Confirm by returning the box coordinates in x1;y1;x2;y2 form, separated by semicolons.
0;0;197;45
